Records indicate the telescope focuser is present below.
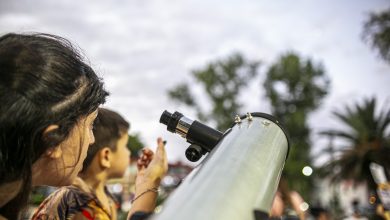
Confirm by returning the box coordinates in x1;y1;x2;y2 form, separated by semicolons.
160;110;223;162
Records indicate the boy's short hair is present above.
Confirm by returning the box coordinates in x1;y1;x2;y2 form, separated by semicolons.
81;108;130;172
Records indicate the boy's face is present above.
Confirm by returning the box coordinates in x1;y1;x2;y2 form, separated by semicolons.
110;132;130;178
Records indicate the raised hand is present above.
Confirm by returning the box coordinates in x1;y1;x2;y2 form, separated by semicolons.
136;137;168;187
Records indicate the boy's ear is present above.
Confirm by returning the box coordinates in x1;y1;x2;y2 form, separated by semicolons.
43;125;62;159
100;147;112;169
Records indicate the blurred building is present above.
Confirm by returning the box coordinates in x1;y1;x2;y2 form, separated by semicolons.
161;161;193;192
314;178;371;218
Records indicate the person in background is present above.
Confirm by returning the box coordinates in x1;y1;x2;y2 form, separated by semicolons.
309;207;331;220
270;176;307;220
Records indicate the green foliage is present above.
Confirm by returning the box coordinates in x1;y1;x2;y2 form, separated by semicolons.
319;97;390;192
127;133;145;157
168;53;260;131
29;186;56;206
363;8;390;63
29;190;46;205
264;52;330;200
169;84;196;107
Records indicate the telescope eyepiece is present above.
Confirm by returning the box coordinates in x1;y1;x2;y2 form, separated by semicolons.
160;110;172;126
160;110;184;133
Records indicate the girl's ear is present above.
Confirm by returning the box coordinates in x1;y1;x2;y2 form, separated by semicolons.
45;147;63;159
43;124;59;136
99;147;112;169
43;125;62;159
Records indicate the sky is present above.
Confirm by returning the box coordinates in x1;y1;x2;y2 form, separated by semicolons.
1;0;389;166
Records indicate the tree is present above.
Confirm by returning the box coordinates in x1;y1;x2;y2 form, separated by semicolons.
363;8;390;63
263;52;330;200
127;133;145;158
319;97;390;193
168;53;260;131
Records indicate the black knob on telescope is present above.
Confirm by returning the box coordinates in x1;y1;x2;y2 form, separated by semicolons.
185;144;204;162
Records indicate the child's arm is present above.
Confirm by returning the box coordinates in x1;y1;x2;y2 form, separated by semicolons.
127;137;168;219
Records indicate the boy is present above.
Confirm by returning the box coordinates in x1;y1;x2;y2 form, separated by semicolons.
32;108;167;220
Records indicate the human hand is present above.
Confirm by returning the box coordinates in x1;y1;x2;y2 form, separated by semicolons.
137;148;154;170
136;137;168;188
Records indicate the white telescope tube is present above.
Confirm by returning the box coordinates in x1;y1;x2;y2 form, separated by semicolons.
153;113;289;220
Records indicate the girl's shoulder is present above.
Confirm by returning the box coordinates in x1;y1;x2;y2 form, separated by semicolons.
31;186;94;220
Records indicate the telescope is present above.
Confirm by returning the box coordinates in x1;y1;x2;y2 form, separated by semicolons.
157;111;290;220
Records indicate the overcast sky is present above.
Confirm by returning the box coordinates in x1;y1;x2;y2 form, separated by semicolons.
1;0;389;165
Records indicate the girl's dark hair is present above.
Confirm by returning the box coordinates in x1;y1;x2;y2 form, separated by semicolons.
0;33;108;219
81;108;130;173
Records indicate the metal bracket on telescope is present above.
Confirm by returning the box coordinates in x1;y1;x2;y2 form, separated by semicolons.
229;112;290;161
234;115;242;123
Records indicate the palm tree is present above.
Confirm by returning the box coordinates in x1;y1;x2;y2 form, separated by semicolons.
319;97;390;192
